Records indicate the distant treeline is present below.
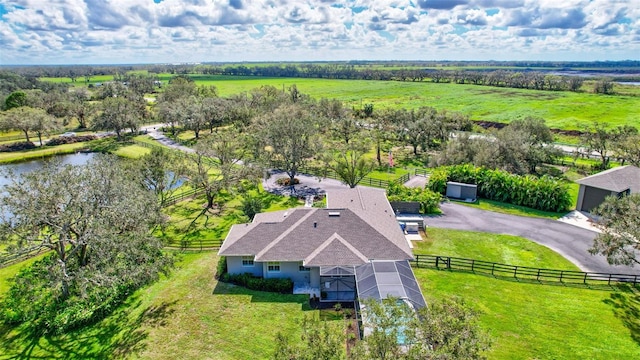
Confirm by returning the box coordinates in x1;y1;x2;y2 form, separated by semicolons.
3;60;638;95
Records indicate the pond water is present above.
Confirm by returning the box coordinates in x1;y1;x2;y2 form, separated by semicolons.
0;152;96;188
0;151;184;194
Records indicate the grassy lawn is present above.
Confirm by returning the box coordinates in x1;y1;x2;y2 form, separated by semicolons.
156;189;303;249
455;198;571;220
0;142;90;164
416;270;640;359
0;254;47;295
413;228;640;359
414;227;579;269
112;144;151;159
0;252;319;359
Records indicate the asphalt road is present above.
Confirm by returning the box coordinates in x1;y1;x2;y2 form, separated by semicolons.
426;202;640;275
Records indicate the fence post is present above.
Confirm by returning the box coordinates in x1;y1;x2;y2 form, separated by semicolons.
491;263;495;276
608;274;612;286
583;272;588;285
537;269;541;282
471;259;475;272
435;256;439;268
446;257;451;270
416;255;420;268
514;266;518;278
560;271;564;283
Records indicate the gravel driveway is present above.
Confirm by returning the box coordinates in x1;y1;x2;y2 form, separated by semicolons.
426;202;640;275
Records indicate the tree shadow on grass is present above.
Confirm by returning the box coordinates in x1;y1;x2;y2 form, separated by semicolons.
0;297;177;360
212;281;313;311
603;284;640;345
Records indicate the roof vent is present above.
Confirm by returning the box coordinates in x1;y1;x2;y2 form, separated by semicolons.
328;211;341;217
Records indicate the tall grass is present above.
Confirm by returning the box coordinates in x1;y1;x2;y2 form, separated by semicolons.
40;74;640;130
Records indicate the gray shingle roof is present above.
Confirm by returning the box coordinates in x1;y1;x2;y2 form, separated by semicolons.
305;234;369;266
576;165;640;193
218;188;413;265
327;187;411;258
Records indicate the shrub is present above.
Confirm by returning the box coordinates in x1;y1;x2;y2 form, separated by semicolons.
46;134;97;146
215;256;227;280
220;272;293;294
0;141;36;152
0;254;140;334
427;164;572;212
275;177;300;186
240;195;264;221
387;181;442;214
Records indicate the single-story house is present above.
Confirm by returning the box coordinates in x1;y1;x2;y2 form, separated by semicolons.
575;165;640;212
218;187;426;307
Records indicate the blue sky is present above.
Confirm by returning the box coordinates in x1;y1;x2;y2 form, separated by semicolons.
0;0;637;65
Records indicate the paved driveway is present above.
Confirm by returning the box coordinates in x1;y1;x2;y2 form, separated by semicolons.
262;170;351;197
426;202;640;275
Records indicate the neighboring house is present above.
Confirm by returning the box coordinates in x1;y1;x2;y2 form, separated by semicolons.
575;165;640;212
218;187;426;308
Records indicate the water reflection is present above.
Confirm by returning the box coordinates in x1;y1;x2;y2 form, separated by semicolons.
0;152;96;187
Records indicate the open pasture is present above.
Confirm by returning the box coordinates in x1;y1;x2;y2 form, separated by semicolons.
180;75;640;130
40;73;639;130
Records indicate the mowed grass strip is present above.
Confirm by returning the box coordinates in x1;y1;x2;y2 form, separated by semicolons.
455;198;572;220
413;228;640;359
0;252;317;359
0;142;90;164
414;227;580;269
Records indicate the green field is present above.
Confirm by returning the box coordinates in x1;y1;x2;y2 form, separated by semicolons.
40;74;640;130
174;76;639;130
2;228;637;359
413;228;640;359
0;252;320;359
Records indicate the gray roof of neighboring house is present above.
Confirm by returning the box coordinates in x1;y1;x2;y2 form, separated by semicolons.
576;165;640;193
218;188;413;266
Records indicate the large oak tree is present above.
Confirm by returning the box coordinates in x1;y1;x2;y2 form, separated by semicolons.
254;104;320;185
590;194;640;267
0;155;172;333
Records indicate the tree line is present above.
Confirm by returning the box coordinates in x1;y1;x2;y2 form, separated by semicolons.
4;61;631;97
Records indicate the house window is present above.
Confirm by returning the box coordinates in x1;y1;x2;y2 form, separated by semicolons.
299;262;310;272
242;256;254;267
267;262;280;272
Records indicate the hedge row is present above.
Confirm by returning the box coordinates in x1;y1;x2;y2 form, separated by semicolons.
46;135;97;146
387;181;442;214
428;164;571;212
220;272;294;294
0;141;36;152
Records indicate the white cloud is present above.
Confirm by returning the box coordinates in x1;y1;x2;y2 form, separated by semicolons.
0;0;636;64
